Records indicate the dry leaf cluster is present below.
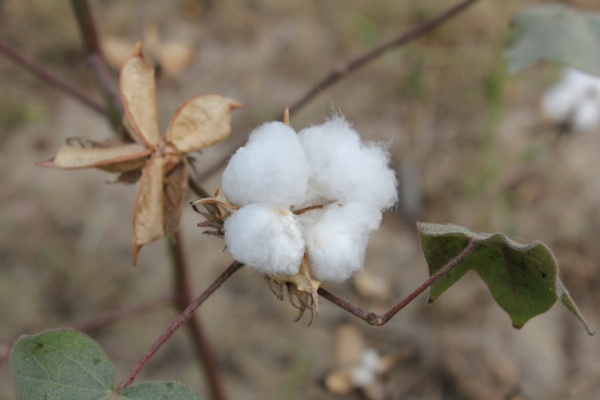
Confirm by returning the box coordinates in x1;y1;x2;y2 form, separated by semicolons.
39;41;241;264
103;22;195;78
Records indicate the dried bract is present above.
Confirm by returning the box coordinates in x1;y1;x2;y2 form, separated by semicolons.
39;40;241;264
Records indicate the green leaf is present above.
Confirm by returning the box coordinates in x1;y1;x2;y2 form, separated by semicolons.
10;330;114;400
417;223;593;334
10;329;204;400
506;3;600;76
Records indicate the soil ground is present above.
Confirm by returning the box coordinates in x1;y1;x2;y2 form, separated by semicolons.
1;1;600;399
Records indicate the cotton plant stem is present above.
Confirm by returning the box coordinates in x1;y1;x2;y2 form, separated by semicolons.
318;241;478;326
119;261;243;391
72;294;174;333
283;0;481;118
0;39;107;115
70;0;125;131
197;0;481;182
169;231;228;400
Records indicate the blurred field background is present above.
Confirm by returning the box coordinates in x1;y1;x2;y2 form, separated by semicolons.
1;0;600;399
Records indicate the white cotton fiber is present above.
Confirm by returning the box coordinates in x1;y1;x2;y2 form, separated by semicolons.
222;122;310;207
299;117;397;211
573;98;600;133
351;348;381;387
542;67;600;132
541;81;580;122
305;202;382;282
224;203;305;275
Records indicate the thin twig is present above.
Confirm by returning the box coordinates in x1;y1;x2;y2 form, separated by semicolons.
284;0;481;119
119;261;244;391
72;294;174;333
318;240;478;326
197;0;481;181
169;231;228;400
70;0;125;131
0;39;107;115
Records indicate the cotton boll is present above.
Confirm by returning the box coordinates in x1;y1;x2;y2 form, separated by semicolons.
222;122;310;207
572;98;600;133
542;67;600;127
351;365;375;388
224;203;305;275
306;202;382;282
299;117;398;211
355;142;398;210
351;349;382;387
563;67;600;88
541;81;580;123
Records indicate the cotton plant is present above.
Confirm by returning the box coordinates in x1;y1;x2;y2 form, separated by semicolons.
193;111;397;321
541;67;600;133
39;41;242;264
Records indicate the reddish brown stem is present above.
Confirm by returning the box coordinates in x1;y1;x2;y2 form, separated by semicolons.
169;231;228;400
198;0;481;181
318;241;478;326
0;39;107;115
71;294;174;333
119;261;243;391
70;0;125;133
284;0;480;118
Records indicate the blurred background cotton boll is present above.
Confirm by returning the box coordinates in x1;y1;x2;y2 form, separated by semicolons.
541;67;600;133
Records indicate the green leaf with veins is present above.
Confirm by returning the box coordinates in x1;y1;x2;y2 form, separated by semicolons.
10;330;204;400
417;223;593;334
506;3;600;76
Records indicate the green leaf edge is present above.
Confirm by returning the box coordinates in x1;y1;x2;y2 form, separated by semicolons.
417;222;594;335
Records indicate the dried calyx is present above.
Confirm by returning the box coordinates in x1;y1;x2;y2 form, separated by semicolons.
193;112;397;322
38;41;242;264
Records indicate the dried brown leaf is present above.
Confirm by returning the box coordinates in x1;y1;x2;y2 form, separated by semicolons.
37;143;150;172
167;95;243;153
102;37;133;70
120;41;161;148
325;368;354;395
132;154;166;265
157;42;195;77
335;325;365;366
163;159;189;236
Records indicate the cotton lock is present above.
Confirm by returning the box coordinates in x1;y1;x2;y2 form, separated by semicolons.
220;115;397;282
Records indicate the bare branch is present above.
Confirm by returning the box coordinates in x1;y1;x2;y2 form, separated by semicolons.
319;241;478;326
0;39;107;115
119;261;244;391
197;0;482;181
70;0;125;132
284;0;481;118
169;231;228;400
